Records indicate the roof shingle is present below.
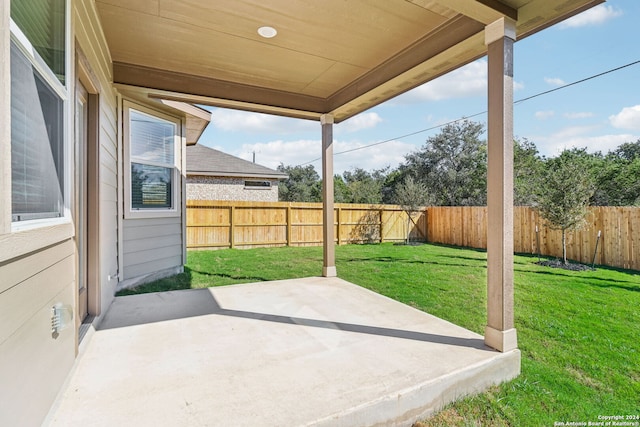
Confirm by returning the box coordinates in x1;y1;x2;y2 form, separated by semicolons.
186;145;288;179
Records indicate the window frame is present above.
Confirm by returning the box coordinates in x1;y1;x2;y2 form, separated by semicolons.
244;180;273;189
123;101;182;219
8;7;71;233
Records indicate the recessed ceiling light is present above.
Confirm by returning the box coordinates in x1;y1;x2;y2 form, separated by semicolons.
258;26;277;38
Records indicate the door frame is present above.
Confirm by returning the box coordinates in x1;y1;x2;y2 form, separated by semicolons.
76;80;89;322
75;45;101;337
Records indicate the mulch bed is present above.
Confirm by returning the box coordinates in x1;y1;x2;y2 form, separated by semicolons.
536;259;594;271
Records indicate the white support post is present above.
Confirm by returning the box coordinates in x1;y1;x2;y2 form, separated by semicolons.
485;18;517;352
321;114;336;277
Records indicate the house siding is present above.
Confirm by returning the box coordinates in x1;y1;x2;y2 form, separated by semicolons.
0;240;76;427
74;0;119;318
122;216;184;281
0;1;118;425
187;176;280;202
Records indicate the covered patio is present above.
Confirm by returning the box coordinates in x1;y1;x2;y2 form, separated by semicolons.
1;1;605;425
47;0;600;424
47;277;519;426
99;0;602;355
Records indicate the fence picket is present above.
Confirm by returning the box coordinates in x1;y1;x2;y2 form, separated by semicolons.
186;201;639;271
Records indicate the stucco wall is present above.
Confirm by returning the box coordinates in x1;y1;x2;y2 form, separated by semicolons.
187;176;279;202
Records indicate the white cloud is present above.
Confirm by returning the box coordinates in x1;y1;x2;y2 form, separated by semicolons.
394;59;524;104
331;140;415;175
232;139;320;169
535;110;555;120
209;109;316;134
544;77;565;86
609;105;640;130
395;60;487;103
559;4;622;29
232;139;416;175
533;125;637;157
549;125;599;140
564;112;594;119
336;112;383;133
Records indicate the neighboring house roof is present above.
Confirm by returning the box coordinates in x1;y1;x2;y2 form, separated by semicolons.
186;145;288;180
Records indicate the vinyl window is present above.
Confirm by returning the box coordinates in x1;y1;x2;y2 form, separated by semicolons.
244;180;272;189
124;104;181;217
10;0;68;224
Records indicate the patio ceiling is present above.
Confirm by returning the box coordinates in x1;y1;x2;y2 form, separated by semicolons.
97;0;603;123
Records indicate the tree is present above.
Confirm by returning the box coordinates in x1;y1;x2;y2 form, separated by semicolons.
593;140;640;206
333;175;351;203
513;137;544;206
535;148;595;264
612;139;640;161
381;168;403;204
341;167;388;204
401;120;487;206
277;164;321;202
393;176;430;244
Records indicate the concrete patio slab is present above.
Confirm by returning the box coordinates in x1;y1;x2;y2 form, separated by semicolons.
46;277;520;427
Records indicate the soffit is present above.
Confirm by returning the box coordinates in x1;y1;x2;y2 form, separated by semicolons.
96;0;603;122
118;86;211;145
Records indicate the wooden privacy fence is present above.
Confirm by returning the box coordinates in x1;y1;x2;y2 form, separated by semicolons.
187;201;639;271
428;206;640;271
186;200;427;249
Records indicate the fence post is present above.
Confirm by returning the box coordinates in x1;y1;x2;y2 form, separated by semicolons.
286;205;292;247
424;208;428;243
229;205;235;249
336;207;342;245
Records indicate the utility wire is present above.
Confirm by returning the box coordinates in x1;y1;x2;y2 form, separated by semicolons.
513;59;640;105
297;58;640;167
298;110;486;166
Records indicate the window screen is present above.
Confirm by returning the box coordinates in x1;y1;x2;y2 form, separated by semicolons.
129;110;176;209
10;41;64;222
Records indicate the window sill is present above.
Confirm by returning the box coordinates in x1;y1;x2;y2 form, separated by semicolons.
124;209;181;220
11;216;68;233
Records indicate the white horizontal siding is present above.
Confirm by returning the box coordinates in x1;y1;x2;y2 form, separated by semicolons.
124;255;184;280
122;217;183;280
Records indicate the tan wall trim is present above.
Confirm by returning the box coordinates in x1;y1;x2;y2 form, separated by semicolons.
76;45;102;318
113;62;326;114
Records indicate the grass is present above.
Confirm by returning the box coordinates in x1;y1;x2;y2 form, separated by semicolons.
118;243;640;426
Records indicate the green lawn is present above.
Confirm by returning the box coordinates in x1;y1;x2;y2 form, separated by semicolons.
118;244;640;426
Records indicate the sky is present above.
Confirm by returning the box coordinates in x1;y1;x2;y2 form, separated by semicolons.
197;0;640;175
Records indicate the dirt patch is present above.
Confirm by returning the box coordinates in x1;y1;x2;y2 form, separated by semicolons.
412;408;465;427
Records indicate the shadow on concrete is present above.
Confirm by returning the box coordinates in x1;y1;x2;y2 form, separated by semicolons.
101;287;489;350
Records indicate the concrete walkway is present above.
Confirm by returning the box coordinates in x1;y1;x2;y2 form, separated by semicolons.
46;277;520;427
